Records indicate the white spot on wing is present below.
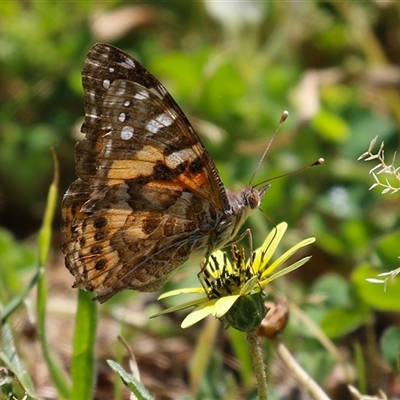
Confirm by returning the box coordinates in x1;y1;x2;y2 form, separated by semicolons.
87;90;96;101
118;56;135;69
146;113;175;134
86;114;100;120
104;140;113;156
158;85;168;97
149;87;163;99
109;67;114;72
146;119;162;134
134;90;148;100
114;82;127;96
103;79;110;89
121;126;134;140
155;113;174;126
124;100;130;107
118;113;126;122
166;147;197;168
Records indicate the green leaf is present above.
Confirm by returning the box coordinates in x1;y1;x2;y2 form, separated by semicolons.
380;326;400;371
0;321;36;398
352;264;400;311
107;360;154;400
151;51;207;101
320;306;370;339
0;228;36;297
312;109;350;142
310;273;351;308
376;231;400;266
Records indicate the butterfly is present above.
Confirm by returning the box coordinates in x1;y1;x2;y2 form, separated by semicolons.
61;43;270;302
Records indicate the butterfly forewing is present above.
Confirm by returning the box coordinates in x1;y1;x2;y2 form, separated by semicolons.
79;44;228;207
61;43;267;302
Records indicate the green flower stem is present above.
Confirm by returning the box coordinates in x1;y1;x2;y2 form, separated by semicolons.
270;337;330;400
246;332;268;400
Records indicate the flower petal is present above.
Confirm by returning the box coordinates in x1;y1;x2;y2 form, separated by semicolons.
260;237;315;280
239;275;259;296
151;297;209;318
181;299;218;328
158;287;206;300
260;256;313;286
212;295;240;318
252;222;288;273
207;250;232;278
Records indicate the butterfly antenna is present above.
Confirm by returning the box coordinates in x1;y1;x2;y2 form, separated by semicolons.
249;110;289;187
255;157;325;189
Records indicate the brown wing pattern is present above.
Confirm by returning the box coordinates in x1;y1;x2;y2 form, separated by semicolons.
61;43;231;302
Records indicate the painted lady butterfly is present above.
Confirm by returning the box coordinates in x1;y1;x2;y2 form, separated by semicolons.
61;44;270;302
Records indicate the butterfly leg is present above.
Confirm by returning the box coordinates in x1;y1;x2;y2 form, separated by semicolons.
223;228;254;255
197;252;226;297
198;251;211;276
198;228;254;279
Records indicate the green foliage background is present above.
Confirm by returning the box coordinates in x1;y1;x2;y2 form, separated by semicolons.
1;1;399;399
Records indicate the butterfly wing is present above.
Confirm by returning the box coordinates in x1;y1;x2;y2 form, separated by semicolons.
61;44;231;302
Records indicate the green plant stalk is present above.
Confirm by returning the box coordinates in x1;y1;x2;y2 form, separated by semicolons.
36;153;71;399
354;342;367;395
71;289;98;400
38;150;59;268
246;332;268;400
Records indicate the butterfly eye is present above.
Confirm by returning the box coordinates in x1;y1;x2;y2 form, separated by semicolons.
245;189;261;210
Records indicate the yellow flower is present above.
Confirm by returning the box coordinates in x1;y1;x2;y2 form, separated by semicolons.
152;222;315;332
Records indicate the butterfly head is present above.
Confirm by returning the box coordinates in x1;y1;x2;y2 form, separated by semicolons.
242;183;271;210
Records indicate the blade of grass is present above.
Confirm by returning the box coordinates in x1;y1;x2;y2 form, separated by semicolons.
36;150;70;399
227;328;253;389
113;337;124;400
189;317;219;396
0;320;36;398
1;269;42;324
354;342;367;394
37;150;59;267
71;289;98;400
107;360;154;400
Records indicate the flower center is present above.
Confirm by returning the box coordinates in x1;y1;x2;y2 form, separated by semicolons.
200;247;259;299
